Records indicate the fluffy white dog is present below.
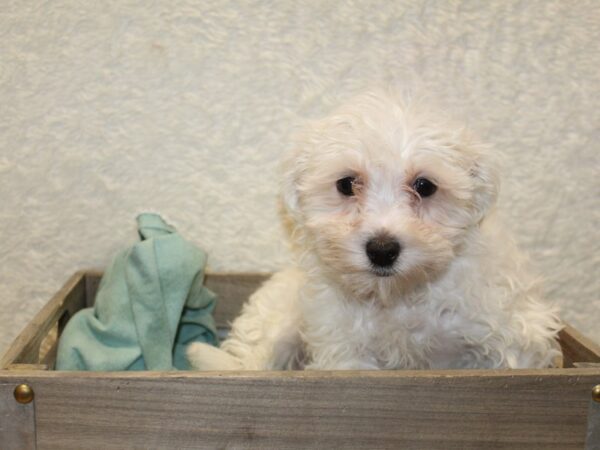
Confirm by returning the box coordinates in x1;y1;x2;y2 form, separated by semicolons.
188;89;561;371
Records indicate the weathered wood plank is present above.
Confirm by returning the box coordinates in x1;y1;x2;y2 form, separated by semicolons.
0;272;87;369
0;369;597;449
6;364;47;371
84;270;103;308
559;325;600;368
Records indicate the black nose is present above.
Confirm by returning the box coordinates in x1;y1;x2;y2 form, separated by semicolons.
366;236;401;268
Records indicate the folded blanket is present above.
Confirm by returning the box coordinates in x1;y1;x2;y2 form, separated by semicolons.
56;213;218;371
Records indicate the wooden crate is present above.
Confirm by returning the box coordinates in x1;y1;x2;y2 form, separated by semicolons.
1;271;599;449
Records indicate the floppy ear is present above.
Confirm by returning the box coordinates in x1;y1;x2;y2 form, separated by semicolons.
280;132;311;225
469;143;501;223
280;148;301;221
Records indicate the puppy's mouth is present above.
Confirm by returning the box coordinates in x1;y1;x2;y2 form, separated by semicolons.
369;266;396;277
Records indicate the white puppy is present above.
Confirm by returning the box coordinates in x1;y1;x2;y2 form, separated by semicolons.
188;89;561;371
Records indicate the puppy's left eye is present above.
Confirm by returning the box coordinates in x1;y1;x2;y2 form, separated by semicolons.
336;176;356;196
413;177;437;198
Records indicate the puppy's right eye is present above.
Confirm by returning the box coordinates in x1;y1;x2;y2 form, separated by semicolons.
413;177;437;198
336;176;355;196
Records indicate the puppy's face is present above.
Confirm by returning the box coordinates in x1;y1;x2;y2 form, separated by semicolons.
283;91;498;299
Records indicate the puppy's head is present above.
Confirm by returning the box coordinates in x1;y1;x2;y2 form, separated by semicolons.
282;89;499;299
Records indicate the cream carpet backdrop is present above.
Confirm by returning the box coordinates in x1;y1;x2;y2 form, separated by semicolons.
1;1;598;356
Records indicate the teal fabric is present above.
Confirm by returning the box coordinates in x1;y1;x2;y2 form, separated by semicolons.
56;213;218;371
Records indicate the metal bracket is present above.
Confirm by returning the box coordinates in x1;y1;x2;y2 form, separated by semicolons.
0;383;36;450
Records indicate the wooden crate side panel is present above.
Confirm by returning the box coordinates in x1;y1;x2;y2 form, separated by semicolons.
559;325;600;368
0;272;87;369
84;270;103;308
205;273;269;327
2;369;598;450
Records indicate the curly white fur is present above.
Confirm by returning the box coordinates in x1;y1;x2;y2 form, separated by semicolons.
187;88;561;371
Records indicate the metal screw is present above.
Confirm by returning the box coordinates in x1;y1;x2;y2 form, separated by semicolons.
593;385;600;403
13;384;34;404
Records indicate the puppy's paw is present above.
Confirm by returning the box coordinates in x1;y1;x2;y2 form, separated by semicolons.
186;342;243;370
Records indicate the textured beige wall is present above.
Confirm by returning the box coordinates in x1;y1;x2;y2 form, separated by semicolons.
1;1;598;355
